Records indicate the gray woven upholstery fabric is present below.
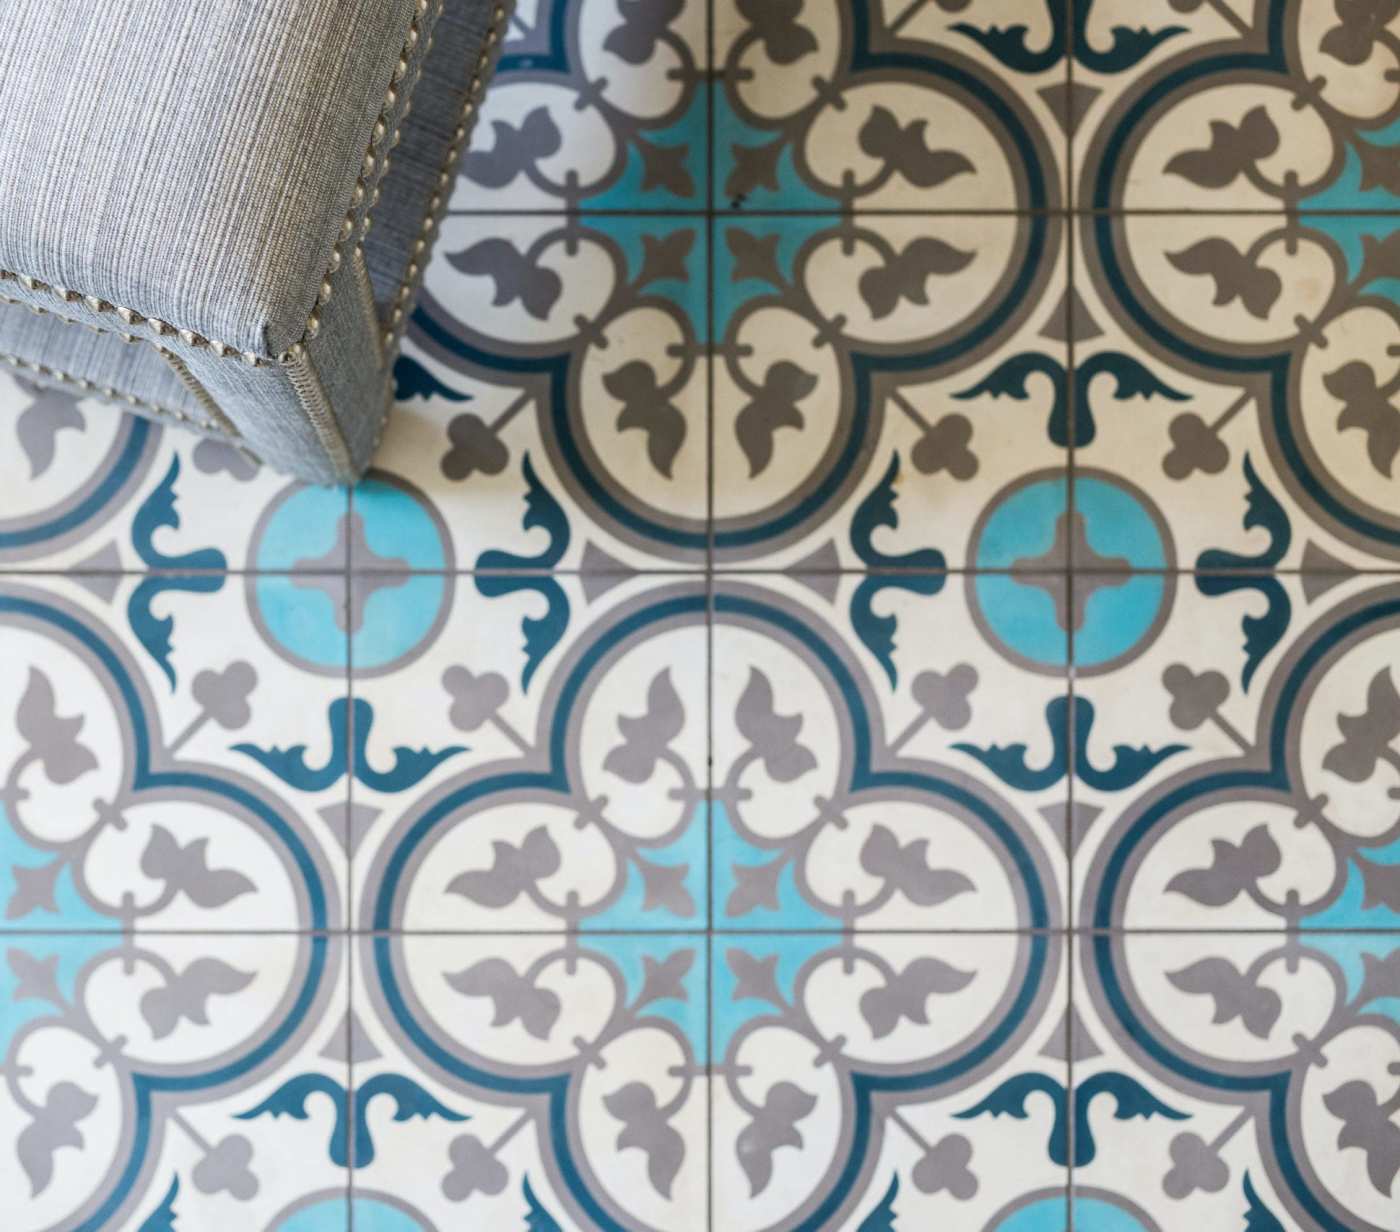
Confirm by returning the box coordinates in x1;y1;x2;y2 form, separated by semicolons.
0;0;508;483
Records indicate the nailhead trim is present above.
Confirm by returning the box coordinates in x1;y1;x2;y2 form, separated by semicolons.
0;0;442;367
0;349;233;436
368;1;509;465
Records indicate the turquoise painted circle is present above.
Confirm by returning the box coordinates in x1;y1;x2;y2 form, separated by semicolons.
970;473;1172;673
992;1195;1154;1231
249;478;452;673
272;1197;429;1231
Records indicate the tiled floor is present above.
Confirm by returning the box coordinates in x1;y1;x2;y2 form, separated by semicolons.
3;1;1400;1229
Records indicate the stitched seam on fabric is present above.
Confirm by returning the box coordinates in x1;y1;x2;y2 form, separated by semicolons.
350;244;384;370
0;350;230;436
0;0;442;365
279;344;355;480
153;347;242;438
368;0;512;462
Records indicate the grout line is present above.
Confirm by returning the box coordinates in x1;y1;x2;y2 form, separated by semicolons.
436;206;1400;217
1063;38;1078;1206
343;483;355;1232
7;926;1400;936
705;4;717;1224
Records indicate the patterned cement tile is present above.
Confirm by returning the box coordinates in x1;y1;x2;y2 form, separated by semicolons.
0;3;1398;1230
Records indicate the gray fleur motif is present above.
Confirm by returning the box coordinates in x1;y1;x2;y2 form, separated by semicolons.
5;859;63;921
911;664;978;730
636;950;694;1008
1166;956;1282;1040
1162;664;1229;730
1323;361;1400;478
604;1082;686;1198
603;361;687;479
17;1081;98;1197
1164;106;1279;190
15;667;97;786
445;957;561;1040
442;666;509;732
736;1081;817;1197
1165;825;1281;908
859;955;974;1039
859;237;974;320
604;0;684;65
911;1134;978;1199
1322;668;1400;782
190;661;256;729
1323;1080;1400;1196
1163;412;1231;479
7;948;63;1005
1167;237;1281;321
1162;1131;1230;1199
442;1133;509;1201
461;106;563;189
442;412;510;481
734;361;816;478
726;950;784;1007
447;826;561;909
603;669;685;783
449;238;562;320
140;827;256;910
14;378;84;480
860;824;974;909
192;1133;259;1199
636;859;695;918
139;957;256;1039
736;0;817;64
857;105;974;189
191;438;258;481
735;668;816;782
725;859;784;918
910;414;977;479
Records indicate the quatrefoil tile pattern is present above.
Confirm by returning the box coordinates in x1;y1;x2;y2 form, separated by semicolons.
3;2;1400;1230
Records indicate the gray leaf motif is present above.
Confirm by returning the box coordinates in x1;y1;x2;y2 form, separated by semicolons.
911;1133;977;1199
16;667;98;786
736;1081;817;1196
140;827;255;909
442;666;509;732
859;236;975;320
191;438;259;481
859;955;974;1039
1162;1130;1229;1199
1164;105;1280;189
140;957;256;1039
1165;824;1281;908
1320;0;1400;66
1166;238;1282;321
1166;956;1282;1039
604;0;684;64
461;106;563;189
17;1080;97;1196
637;138;696;199
192;1133;258;1199
603;669;685;783
1323;362;1400;479
15;380;84;480
446;826;561;908
448;238;561;321
191;661;256;729
735;360;817;478
860;824;974;909
604;1082;686;1198
637;859;696;918
726;949;784;1006
725;859;783;919
442;1133;509;1201
1323;668;1400;782
445;957;561;1040
734;668;816;782
736;0;818;64
603;361;687;479
7;948;62;1005
1323;1079;1400;1197
858;105;975;189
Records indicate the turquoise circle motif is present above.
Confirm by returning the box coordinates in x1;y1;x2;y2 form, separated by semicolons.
969;473;1173;674
248;477;453;675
